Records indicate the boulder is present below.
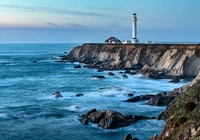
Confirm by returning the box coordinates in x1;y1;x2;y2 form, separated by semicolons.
90;75;105;79
126;94;155;102
146;94;175;106
73;65;81;68
122;74;128;78
124;70;131;74
107;72;115;76
76;94;84;97
97;68;104;72
52;92;63;99
80;109;155;129
169;76;180;83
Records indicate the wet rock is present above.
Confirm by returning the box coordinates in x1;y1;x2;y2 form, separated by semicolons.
169;76;180;83
3;62;10;65
126;93;134;97
123;134;138;140
124;70;131;74
156;111;166;120
90;75;105;79
146;94;175;106
97;68;104;72
107;72;115;76
80;114;88;125
85;108;97;117
80;109;155;129
126;94;155;102
76;94;84;97
52;92;63;99
33;60;37;63
118;72;123;74
73;65;81;68
122;74;128;78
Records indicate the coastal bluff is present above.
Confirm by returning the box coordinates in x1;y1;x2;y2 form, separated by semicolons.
63;43;200;77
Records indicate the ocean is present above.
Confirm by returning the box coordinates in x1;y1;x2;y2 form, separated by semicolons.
0;43;191;140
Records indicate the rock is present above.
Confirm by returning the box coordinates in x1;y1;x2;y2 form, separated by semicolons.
182;102;196;115
107;72;115;76
85;108;97;117
148;134;159;140
76;94;84;97
118;72;123;74
122;74;128;78
126;93;134;97
80;109;155;129
90;75;105;79
169;76;180;83
33;60;37;63
73;65;81;68
123;134;132;140
52;92;63;99
97;68;104;72
3;62;10;65
124;70;131;74
126;94;155;102
123;134;138;140
156;111;166;120
146;94;175;106
80;114;88;125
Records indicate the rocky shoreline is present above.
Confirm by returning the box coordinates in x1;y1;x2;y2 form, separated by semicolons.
60;43;200;140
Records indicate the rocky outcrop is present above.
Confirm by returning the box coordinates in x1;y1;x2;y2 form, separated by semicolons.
80;109;155;129
150;72;200;140
63;43;200;77
126;92;175;106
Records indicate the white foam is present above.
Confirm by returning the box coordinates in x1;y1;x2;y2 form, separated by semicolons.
0;113;9;119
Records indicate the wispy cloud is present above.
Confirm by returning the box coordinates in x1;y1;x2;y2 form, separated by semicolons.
0;4;106;17
47;22;60;27
66;23;86;28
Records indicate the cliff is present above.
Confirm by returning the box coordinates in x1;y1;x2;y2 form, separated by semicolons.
64;43;200;77
153;73;200;140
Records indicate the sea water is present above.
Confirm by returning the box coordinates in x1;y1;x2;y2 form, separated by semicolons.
0;43;191;140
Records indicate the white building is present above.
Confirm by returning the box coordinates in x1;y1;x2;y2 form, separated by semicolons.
122;13;139;44
132;13;139;43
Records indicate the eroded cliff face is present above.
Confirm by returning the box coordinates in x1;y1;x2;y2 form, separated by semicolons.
64;43;200;77
153;72;200;140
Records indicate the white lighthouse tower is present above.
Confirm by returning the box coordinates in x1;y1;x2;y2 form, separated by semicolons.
132;13;139;43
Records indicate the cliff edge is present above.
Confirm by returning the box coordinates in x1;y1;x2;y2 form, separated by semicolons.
64;43;200;77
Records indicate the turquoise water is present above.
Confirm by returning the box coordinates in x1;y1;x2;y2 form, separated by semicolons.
0;43;190;140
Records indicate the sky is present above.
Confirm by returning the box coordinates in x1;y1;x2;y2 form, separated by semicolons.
1;0;200;43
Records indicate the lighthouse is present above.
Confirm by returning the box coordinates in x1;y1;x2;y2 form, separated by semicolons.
132;13;139;43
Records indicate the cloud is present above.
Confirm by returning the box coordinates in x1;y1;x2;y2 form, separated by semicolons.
0;4;106;17
47;22;60;27
66;23;86;28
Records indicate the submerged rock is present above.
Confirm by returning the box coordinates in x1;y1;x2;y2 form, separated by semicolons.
73;65;81;68
122;74;128;78
107;72;115;76
76;94;84;97
52;92;63;99
90;75;105;79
